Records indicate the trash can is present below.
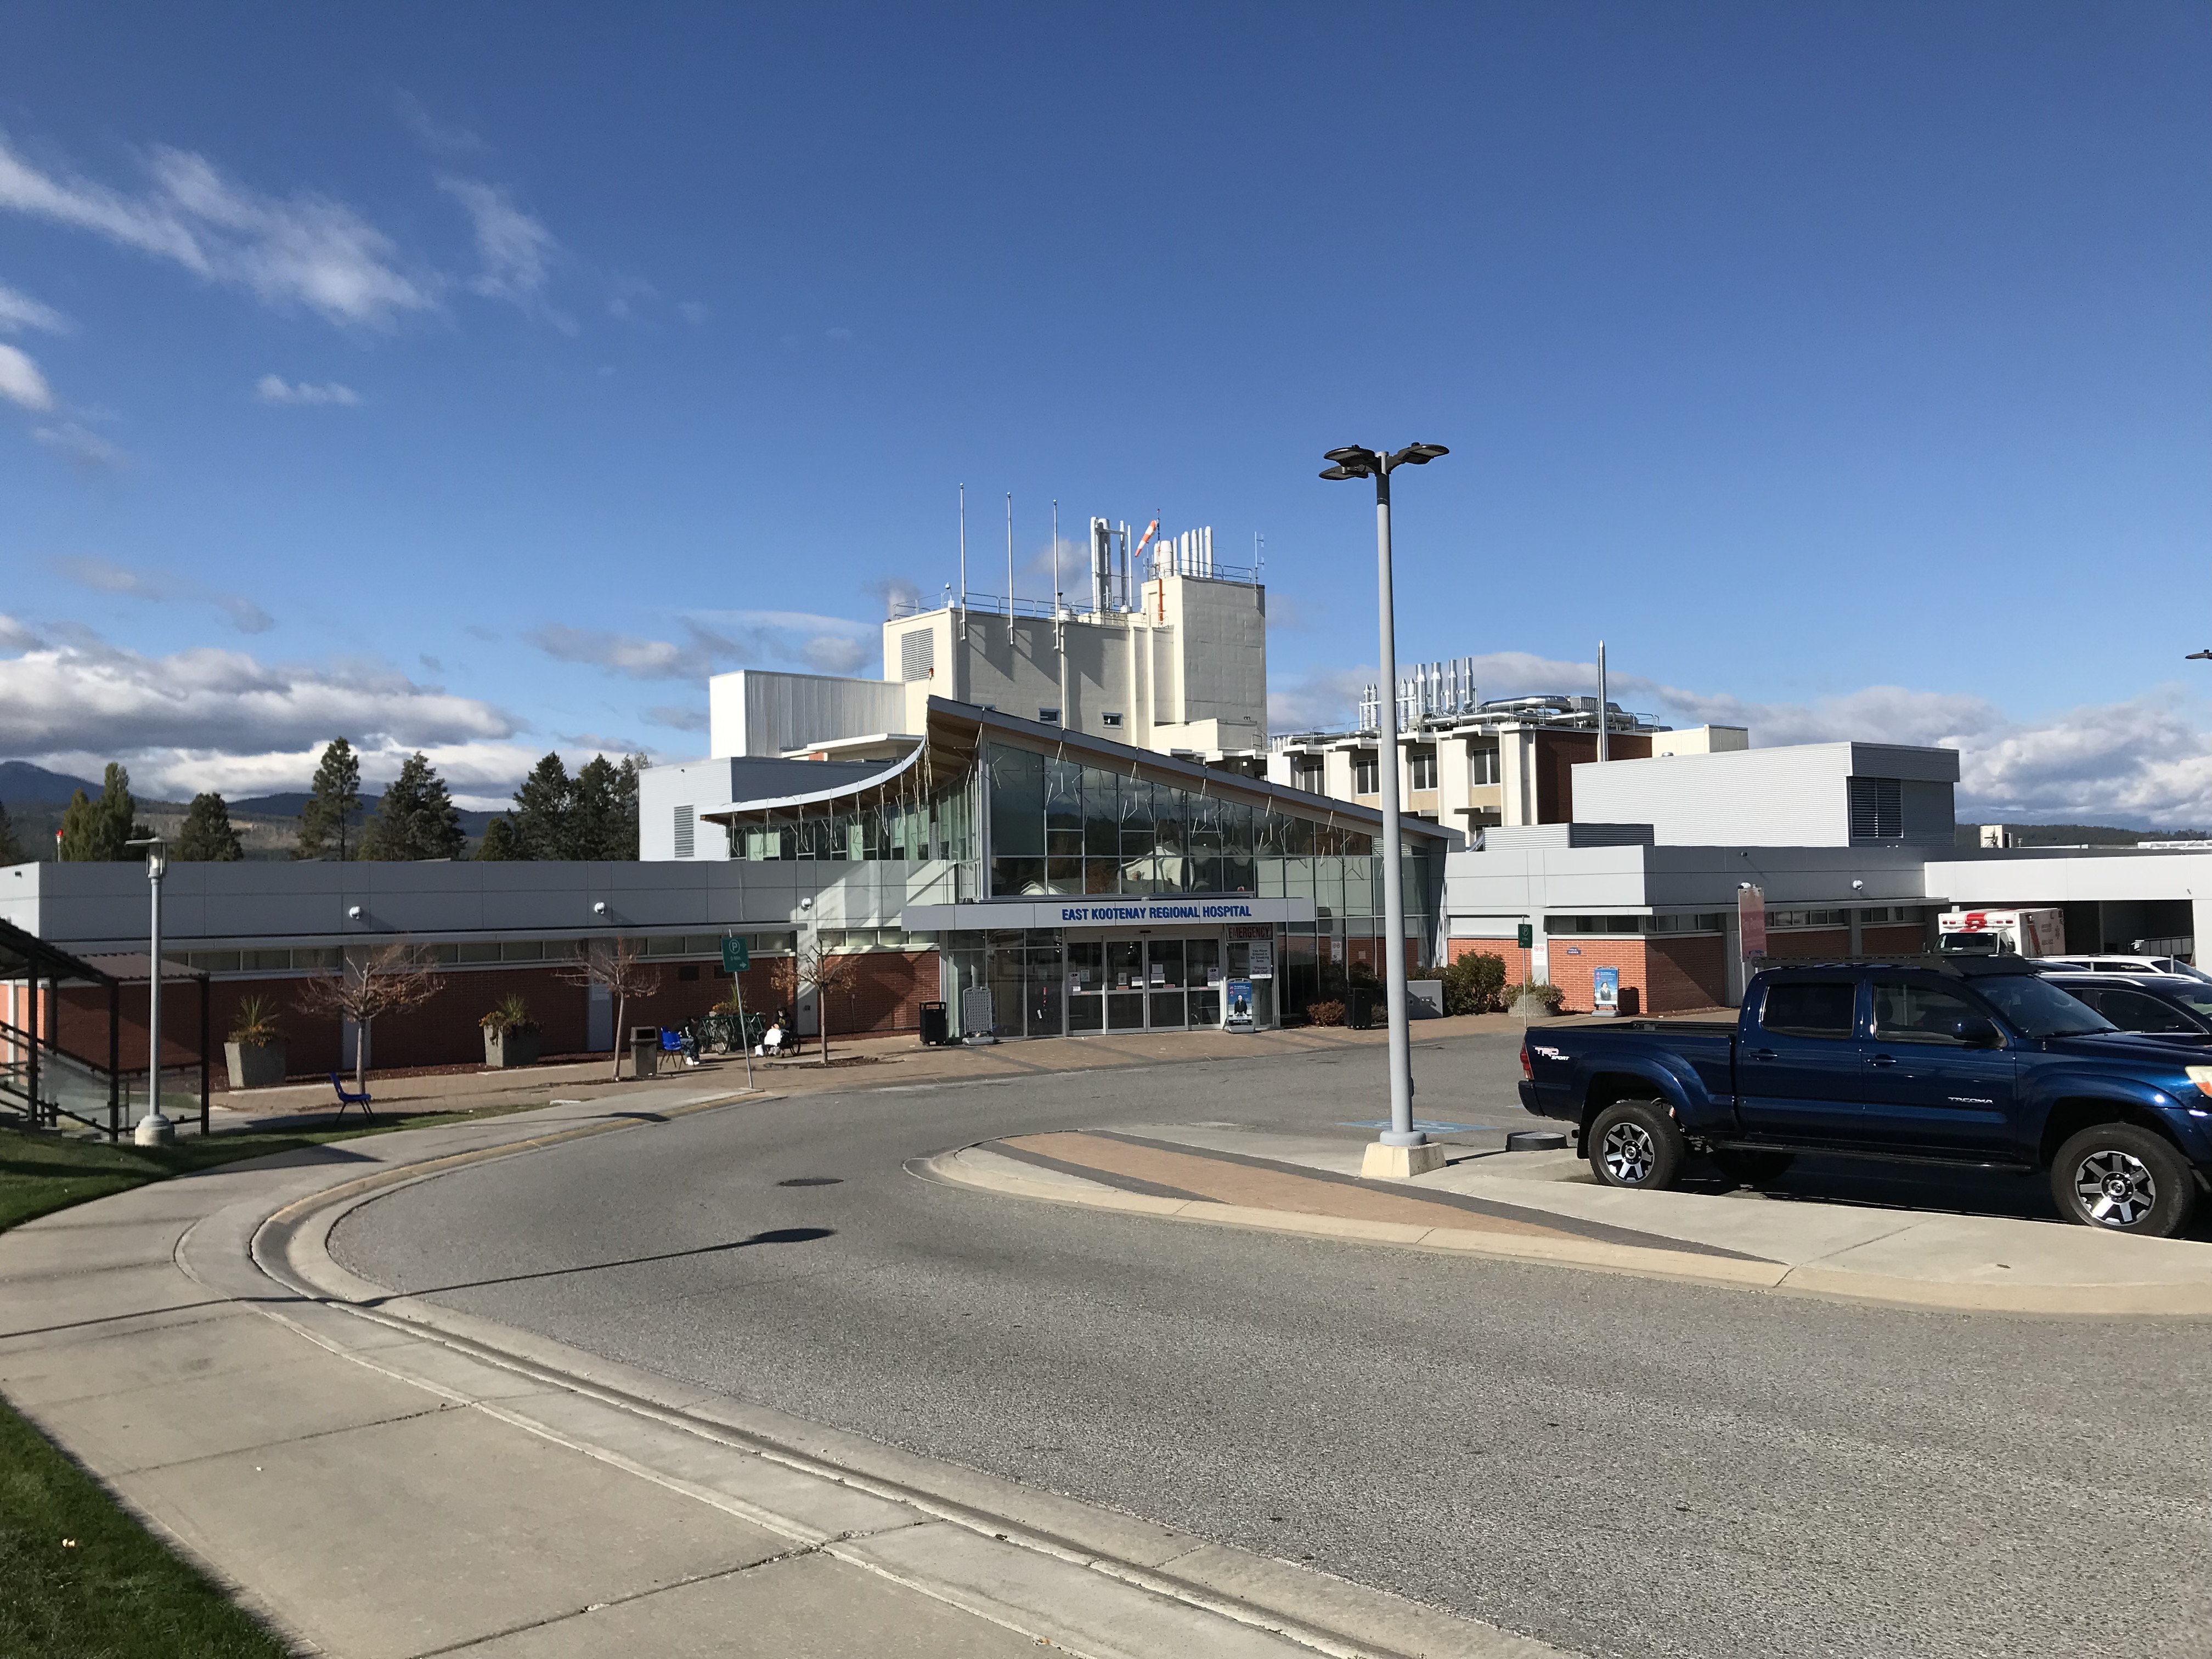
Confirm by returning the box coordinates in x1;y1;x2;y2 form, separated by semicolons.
629;1025;659;1079
919;1001;949;1047
1346;986;1377;1030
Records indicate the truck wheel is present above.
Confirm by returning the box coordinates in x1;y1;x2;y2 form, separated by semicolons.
2052;1124;2196;1238
1587;1101;1686;1190
1712;1149;1794;1188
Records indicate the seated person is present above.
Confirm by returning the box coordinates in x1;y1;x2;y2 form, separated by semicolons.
761;1020;784;1057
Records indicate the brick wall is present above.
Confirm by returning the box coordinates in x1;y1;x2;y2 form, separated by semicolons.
1862;924;1929;954
1765;928;1851;961
41;951;940;1080
1645;935;1729;1012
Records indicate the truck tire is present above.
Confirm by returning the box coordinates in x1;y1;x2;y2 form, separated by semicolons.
1712;1148;1795;1188
1587;1101;1686;1191
2051;1124;2196;1238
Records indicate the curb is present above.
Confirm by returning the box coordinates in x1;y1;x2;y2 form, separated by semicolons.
920;1146;2212;1318
188;1094;1560;1659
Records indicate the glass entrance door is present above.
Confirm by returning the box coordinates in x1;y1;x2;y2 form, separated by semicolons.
1147;939;1187;1028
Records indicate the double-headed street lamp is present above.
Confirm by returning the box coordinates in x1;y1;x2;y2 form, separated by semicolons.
1320;442;1449;1178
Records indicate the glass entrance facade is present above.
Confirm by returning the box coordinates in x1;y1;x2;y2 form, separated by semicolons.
944;928;1274;1038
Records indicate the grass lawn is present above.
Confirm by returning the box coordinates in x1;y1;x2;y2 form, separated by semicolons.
0;1103;541;1233
0;1100;543;1656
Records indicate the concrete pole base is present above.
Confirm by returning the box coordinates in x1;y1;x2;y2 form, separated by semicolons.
1361;1140;1446;1179
134;1112;175;1147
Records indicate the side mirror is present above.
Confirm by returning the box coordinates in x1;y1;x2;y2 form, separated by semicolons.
1951;1017;2002;1048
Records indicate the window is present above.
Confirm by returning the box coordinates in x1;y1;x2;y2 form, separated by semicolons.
1352;754;1379;794
1871;979;1982;1043
1769;909;1846;928
1760;980;1858;1039
1972;974;2112;1038
672;804;695;860
1291;756;1324;793
1102;712;1124;727
2076;988;2203;1035
1848;776;1903;842
1038;707;1061;726
1408;748;1437;790
1467;740;1500;786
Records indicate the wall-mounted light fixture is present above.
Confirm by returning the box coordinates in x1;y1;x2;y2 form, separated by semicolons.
347;905;363;921
592;901;608;917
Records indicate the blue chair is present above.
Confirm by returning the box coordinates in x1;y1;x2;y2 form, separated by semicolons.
328;1072;375;1122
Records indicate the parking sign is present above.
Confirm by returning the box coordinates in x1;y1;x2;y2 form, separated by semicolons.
721;935;751;973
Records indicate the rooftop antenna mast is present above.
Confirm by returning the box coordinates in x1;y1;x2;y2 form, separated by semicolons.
1053;498;1069;724
1005;492;1015;645
1596;640;1609;763
957;483;967;641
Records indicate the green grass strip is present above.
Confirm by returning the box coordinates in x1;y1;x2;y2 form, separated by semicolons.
0;1395;292;1659
0;1098;548;1654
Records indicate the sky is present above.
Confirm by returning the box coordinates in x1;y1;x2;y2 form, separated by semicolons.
0;1;2205;822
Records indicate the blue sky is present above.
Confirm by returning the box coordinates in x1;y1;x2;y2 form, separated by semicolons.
1;2;2205;821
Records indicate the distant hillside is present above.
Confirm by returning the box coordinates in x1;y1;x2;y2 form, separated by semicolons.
3;773;506;860
0;761;101;805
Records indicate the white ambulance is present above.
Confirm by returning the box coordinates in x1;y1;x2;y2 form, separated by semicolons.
1937;907;2066;957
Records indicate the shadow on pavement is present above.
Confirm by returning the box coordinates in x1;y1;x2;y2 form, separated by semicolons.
358;1226;836;1305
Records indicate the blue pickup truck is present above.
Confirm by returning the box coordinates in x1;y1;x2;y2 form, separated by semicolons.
1517;955;2212;1237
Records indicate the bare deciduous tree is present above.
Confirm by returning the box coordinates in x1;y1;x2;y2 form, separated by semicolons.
296;943;445;1093
557;938;663;1079
795;943;865;1065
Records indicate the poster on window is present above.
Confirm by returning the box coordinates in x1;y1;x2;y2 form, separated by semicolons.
1248;940;1274;979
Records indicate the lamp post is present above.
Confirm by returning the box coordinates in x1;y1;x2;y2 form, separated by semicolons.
123;834;173;1145
1320;442;1449;1178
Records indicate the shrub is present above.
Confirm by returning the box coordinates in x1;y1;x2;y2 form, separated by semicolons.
1306;999;1347;1027
1512;979;1566;1013
479;992;536;1035
227;996;282;1046
1441;952;1507;1014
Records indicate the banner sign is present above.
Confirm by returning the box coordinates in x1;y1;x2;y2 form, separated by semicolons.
1738;885;1768;960
902;898;1315;932
1593;966;1620;1014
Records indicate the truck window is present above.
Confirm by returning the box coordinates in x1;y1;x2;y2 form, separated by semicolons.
1972;973;2113;1038
1760;981;1857;1039
2084;989;2201;1035
1871;980;1981;1043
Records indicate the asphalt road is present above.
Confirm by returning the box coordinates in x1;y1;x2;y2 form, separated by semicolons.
332;1032;2212;1659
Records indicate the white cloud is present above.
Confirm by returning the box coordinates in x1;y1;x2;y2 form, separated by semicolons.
0;132;433;328
0;281;67;333
678;301;709;325
393;93;489;159
439;177;560;320
529;609;877;684
643;704;709;732
0;341;54;409
0;616;516;765
1276;643;2212;828
255;373;360;406
33;421;123;468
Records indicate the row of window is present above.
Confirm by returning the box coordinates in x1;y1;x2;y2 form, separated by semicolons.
1545;913;1731;935
180;933;802;975
814;928;934;952
735;789;977;864
1290;740;1502;796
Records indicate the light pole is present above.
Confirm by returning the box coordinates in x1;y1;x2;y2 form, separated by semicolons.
123;834;173;1145
1320;442;1449;1178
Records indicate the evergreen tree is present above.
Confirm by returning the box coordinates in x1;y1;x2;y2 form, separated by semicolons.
510;752;574;860
360;753;467;861
569;754;641;860
0;800;23;866
475;816;521;860
298;738;363;861
174;792;245;861
58;764;146;860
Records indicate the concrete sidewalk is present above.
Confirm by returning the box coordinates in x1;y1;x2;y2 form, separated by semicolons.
1;1083;1555;1659
197;1013;1528;1133
933;1122;2212;1316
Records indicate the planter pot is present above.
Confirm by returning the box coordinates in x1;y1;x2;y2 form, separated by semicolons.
224;1039;287;1090
1509;994;1555;1020
483;1027;541;1069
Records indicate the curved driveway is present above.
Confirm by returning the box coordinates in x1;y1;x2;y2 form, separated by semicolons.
332;1034;2212;1659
